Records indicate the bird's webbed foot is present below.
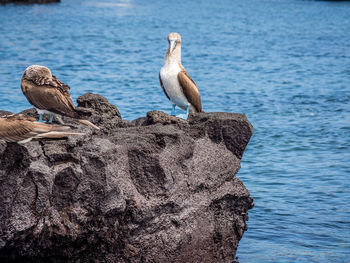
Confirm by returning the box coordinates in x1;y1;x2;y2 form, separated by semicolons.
176;105;190;120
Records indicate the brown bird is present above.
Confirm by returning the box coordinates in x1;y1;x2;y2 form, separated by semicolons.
21;65;99;130
0;114;85;144
159;32;203;119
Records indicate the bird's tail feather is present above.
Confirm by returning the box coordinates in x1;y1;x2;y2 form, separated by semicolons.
36;131;85;139
77;119;100;130
49;125;71;131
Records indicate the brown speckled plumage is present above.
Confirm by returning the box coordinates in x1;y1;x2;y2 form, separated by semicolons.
21;65;99;129
21;65;78;118
0;114;84;143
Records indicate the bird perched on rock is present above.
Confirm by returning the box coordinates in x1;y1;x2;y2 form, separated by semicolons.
159;32;203;119
0;114;84;144
21;65;99;129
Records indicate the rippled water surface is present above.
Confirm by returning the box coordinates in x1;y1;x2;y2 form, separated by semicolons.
1;0;350;261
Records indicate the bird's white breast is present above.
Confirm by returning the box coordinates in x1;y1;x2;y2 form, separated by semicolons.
160;63;189;108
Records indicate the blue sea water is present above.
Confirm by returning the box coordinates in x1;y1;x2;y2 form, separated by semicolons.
0;0;350;262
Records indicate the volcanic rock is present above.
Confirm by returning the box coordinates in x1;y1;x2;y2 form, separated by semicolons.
0;93;254;263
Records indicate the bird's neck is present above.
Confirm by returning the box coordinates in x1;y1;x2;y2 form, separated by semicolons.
165;45;181;66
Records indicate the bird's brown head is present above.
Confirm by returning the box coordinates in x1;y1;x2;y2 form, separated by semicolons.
22;65;53;84
167;32;182;54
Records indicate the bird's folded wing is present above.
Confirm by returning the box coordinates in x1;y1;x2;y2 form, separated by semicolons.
21;78;77;118
177;69;202;112
159;72;170;100
0;118;46;142
0;117;84;143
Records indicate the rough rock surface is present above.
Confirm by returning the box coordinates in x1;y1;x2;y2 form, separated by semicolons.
0;0;59;4
0;93;254;263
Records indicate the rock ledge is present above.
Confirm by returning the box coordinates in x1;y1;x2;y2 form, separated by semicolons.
0;93;254;263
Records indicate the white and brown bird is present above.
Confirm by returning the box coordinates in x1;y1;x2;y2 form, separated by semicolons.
159;32;203;119
21;65;99;130
0;114;84;144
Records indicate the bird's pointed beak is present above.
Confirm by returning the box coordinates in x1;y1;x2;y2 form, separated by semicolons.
169;40;176;53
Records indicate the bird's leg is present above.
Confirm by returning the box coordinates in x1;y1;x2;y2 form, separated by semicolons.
38;114;44;123
185;105;190;118
48;114;54;123
176;105;190;120
170;104;176;116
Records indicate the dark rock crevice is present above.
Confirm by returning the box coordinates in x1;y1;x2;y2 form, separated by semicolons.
0;93;254;262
